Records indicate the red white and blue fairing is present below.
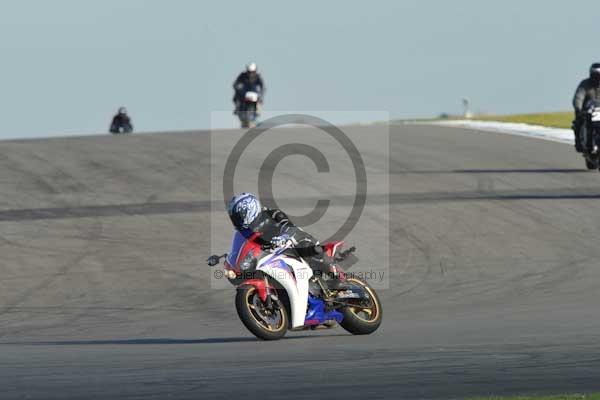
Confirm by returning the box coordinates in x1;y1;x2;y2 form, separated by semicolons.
224;231;343;328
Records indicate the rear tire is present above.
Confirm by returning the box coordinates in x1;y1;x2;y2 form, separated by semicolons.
235;286;288;340
339;278;382;335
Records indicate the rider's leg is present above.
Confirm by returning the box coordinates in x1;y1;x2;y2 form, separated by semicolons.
305;253;348;291
233;93;241;114
291;229;348;291
573;115;583;153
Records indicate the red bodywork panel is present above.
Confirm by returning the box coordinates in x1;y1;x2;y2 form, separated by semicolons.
323;240;347;281
323;241;344;258
224;233;262;275
239;278;272;302
225;233;273;302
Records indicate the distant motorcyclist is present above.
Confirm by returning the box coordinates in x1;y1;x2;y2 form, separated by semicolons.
233;63;265;115
572;63;600;152
226;193;348;291
110;107;133;134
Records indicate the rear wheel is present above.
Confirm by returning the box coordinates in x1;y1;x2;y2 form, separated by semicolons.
235;286;288;340
339;278;382;335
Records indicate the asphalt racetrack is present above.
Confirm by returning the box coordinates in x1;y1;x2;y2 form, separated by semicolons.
1;124;599;399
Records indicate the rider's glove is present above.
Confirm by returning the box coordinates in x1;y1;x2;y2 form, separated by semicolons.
270;235;289;248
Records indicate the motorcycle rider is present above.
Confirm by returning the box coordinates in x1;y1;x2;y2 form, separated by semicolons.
110;107;133;133
226;193;348;291
572;63;600;152
232;62;265;115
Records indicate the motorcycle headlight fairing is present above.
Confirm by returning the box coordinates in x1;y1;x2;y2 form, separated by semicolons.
239;253;257;271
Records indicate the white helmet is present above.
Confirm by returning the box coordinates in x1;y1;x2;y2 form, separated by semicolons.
246;62;257;73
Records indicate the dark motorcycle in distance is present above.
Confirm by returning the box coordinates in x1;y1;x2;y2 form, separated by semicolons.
110;107;133;135
110;122;133;135
238;84;262;129
579;100;600;170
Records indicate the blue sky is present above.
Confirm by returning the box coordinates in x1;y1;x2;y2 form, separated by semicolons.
0;0;598;138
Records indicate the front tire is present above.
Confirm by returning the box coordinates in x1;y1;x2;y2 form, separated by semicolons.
235;286;288;340
586;159;596;170
339;278;382;335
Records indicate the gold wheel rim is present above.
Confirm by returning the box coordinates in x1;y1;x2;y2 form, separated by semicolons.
245;287;286;332
346;279;380;323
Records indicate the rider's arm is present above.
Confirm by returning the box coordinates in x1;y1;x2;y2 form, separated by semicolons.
573;81;587;115
268;209;292;234
233;73;245;91
109;115;119;131
257;74;265;101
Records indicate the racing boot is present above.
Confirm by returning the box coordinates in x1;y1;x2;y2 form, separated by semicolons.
304;245;350;292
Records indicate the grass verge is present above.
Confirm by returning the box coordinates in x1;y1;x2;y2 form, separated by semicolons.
471;111;573;129
468;394;600;400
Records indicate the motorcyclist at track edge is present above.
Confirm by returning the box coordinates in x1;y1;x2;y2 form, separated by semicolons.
110;107;133;134
232;62;265;115
226;193;349;291
572;63;600;152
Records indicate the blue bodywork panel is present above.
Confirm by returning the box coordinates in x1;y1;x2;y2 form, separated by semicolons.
304;295;344;326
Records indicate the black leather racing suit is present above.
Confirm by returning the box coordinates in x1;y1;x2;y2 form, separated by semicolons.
110;113;133;133
572;77;600;150
238;208;332;278
232;72;265;108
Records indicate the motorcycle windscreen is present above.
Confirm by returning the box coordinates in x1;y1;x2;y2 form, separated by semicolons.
226;231;248;267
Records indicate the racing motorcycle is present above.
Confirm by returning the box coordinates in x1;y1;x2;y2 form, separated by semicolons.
207;232;382;340
237;84;262;129
579;100;600;170
110;121;133;135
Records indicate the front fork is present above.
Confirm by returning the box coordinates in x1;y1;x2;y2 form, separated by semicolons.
239;276;274;305
263;276;279;309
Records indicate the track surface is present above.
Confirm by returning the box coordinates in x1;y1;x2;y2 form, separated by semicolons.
1;125;600;399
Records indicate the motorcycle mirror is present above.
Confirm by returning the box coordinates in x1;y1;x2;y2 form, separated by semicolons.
207;254;226;266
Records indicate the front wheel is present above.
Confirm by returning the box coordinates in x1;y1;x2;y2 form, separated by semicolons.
235;286;288;340
585;159;596;170
339;278;382;335
239;104;257;129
